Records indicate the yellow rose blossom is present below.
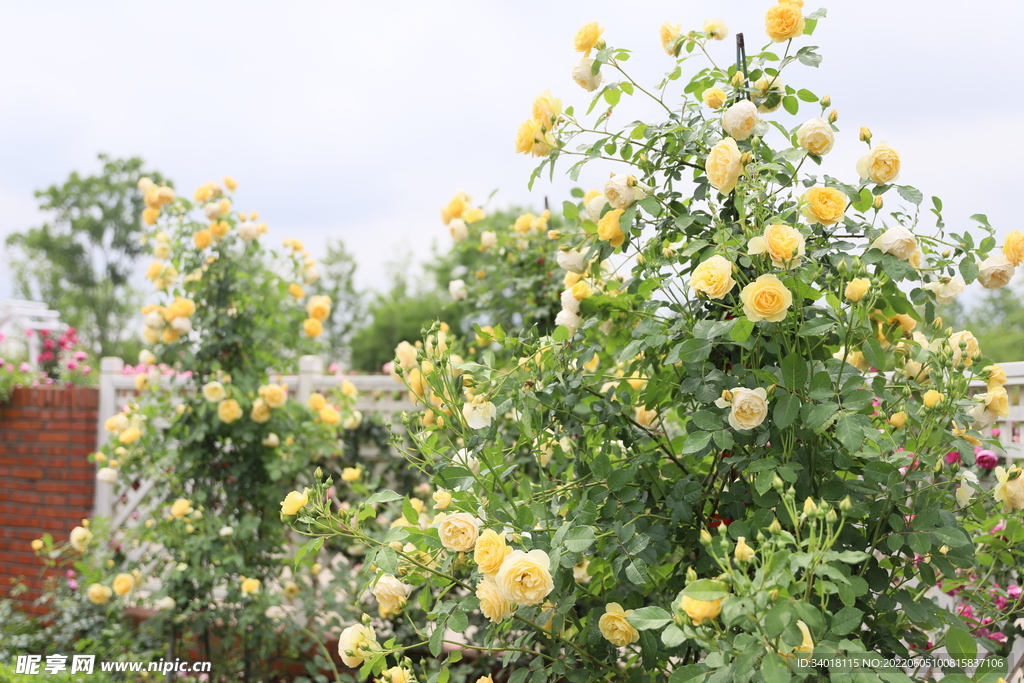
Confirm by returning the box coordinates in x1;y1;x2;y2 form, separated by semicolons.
145;261;163;281
210;220;230;239
476;577;512;623
888;313;916;334
495;549;555;606
432;488;452;509
679;595;723;625
170;499;191;518
281;489;309;516
474;529;512;576
113;573;135;596
659;23;682;55
801;186;848;225
748;224;805;268
303;318;323;338
288;283;305;299
69;526;93;552
341;379;358;397
308;392;327;410
574;22;604;55
337;622;377;668
341;467;361;482
845;278;871;302
531;90;562;125
705;137;743;194
857;143;901;185
1002;231;1024;266
922;390;945;408
377;667;413;683
87;584;113;605
142;207;160;225
702;87;727;109
571;281;594;300
250;399;271;423
223;176;238;191
765;2;805;42
984;385;1010;418
690;255;735;299
740;274;793;322
597;209;626;248
118;426;141;444
515;118;555;157
599;603;640;646
31;539;44;552
194;230;212;249
240;577;261;594
438;512;480;552
440;194;467;224
734;537;755;562
703;18;728;40
994;466;1024;511
319;405;340;425
217;399;242;423
986;364;1008;388
463;207;485;224
258;383;288;408
306;295;332;322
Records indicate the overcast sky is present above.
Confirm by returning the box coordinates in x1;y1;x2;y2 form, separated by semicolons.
1;1;1021;305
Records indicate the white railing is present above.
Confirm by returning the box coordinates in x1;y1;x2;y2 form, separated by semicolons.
94;355;415;520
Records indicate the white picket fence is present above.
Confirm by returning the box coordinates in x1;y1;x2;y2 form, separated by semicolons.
93;355;415;522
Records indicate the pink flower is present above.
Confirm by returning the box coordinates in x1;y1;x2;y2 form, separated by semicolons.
66;569;75;578
328;363;340;374
957;603;973;619
66;361;78;371
82;366;91;375
988;632;1007;643
976;450;998;469
945;451;961;464
382;361;394;375
40;350;53;362
1008;585;1022;600
67;579;78;591
992;520;1006;534
995;595;1008;611
74;350;88;361
25;329;34;337
991;427;1001;438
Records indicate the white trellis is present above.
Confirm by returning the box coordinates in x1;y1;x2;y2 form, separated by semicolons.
0;299;64;366
93;355;415;521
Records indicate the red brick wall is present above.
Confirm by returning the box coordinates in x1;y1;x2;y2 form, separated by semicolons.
0;386;98;613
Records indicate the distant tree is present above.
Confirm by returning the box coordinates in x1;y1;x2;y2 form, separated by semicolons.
315;238;365;366
938;284;1024;363
5;154;166;358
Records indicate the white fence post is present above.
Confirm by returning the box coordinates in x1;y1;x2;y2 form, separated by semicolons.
94;356;124;518
297;355;322;403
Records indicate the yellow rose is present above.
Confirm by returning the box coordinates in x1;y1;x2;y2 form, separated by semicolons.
801;187;847;225
337;623;377;668
113;573;135;596
119;426;141;444
341;467;361;482
531;89;562;125
765;2;805;42
307;295;332;321
194;230;212;250
715;387;769;430
250;399;271;423
796;117;835;155
377;667;413;683
87;584;113;605
739;274;792;322
572;57;603;92
703;18;728;40
748;224;805;268
258;383;288;408
495;549;554;606
599;603;640;646
69;526;93;552
218;399;242;423
1002;230;1024;266
922;390;945;408
690;255;735;299
341;379;358;397
659;22;682;55
142;207;160;225
571;281;594;300
702;87;727;109
289;283;306;299
889;412;907;429
706;137;743;194
202;381;226;403
604;174;644;210
431;489;452;509
597;209;626;248
438;512;480;552
171;498;191;518
983;385;1010;418
241;577;261;594
308;392;327;410
994;466;1024;512
985;364;1008;388
145;261;163;281
474;529;512;576
679;595;723;625
373;574;411;617
945;330;981;367
978;255;1015;290
153;243;171;259
888;313;916;334
105;413;130;433
476;577;513;623
574;21;604;55
845;278;871;302
303;318;323;338
721;100;759;141
31;539;43;552
319;405;340;424
515;118;555;157
463;207;485;224
857;143;901;185
280;490;308;516
209;220;230;238
734;537;755;562
441;194;467;224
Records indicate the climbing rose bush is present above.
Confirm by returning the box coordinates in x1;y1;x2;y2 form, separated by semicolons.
290;5;1024;683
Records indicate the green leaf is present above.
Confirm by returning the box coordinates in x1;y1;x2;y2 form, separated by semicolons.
681;579;730;601
761;652;791;683
625;558;648;584
958;257;980;284
834;414;865;452
365;489;403;505
563;526;596;553
626;606;673;630
796;88;818;102
804;403;838;430
782;95;799;115
638;196;663;217
662;624;687;648
897;185;923;205
945;627;977;664
829;606;863;636
561;200;579;221
293;537;324;569
730;318;756;342
429;621;446;657
682;431;712;454
448;610;469;633
678;338;712;363
376;547;399;575
668;665;709;683
604;87;621;106
774;393;800;429
781;352;807;389
861;338;886;372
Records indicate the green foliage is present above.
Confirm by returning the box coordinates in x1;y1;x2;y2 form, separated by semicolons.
939;287;1024;363
5;154;166;358
317;238;366;366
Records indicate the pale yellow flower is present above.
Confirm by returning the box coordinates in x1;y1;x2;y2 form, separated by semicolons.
599;603;640;646
690;255;735;299
679;595;723;625
477;577;513;623
280;490;309;516
801;187;847;225
438;512;480;552
574;22;604;55
495;549;554;606
740;274;793;322
87;584;113;605
474;529;512;575
706;138;743;194
218;399;243;423
113;573;135;596
845;278;871;302
748;224;805;268
765;2;805;42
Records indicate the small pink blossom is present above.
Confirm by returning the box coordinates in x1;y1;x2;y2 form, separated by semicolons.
1008;584;1022;600
66;361;78;371
991;427;1002;438
945;451;961;464
82;365;91;375
976;450;998;469
957;603;973;619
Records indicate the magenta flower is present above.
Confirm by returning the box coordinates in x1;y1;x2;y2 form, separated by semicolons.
945;451;961;464
976;450;998;469
67;579;78;591
1008;584;1021;600
991;427;1002;438
74;350;88;361
67;361;78;371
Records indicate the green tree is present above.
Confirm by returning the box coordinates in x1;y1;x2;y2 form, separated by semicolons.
5;154;165;358
315;238;365;366
939;285;1024;363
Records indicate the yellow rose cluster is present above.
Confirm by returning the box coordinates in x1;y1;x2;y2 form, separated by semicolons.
516;90;561;158
138;177;175;226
